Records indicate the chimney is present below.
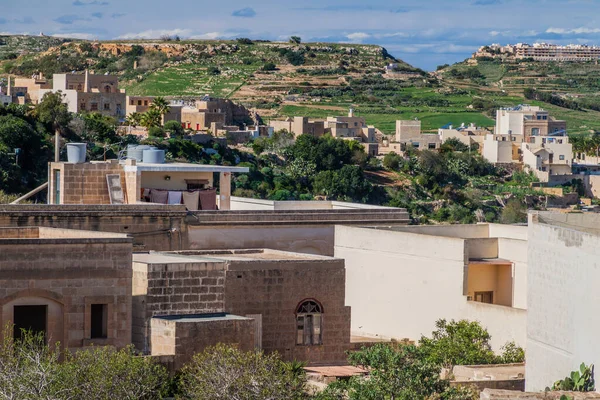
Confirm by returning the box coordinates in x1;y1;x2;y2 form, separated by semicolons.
6;75;11;96
38;72;44;80
348;107;354;118
84;69;89;93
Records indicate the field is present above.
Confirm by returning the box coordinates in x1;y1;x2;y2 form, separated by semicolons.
123;64;258;98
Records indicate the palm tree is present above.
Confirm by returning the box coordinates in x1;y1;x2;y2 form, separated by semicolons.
35;92;72;162
125;112;143;127
140;109;162;129
149;97;170;124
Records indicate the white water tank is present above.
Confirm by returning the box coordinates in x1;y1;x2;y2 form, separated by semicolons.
127;145;155;162
142;149;165;164
66;143;87;163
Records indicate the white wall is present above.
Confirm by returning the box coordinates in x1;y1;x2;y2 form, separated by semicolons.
229;197;398;211
335;226;527;350
526;215;600;391
498;238;528;310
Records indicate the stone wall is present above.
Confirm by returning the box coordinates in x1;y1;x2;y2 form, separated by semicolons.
224;259;351;365
151;315;255;369
480;389;600;399
48;161;125;205
0;235;132;350
0;205;188;252
132;260;226;352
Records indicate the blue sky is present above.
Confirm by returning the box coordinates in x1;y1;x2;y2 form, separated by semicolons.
4;0;600;70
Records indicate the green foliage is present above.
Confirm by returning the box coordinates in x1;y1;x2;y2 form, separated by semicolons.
419;319;498;368
207;66;221;75
500;198;527;224
499;341;525;364
35;91;72;133
313;165;373;203
289;36;302;44
178;344;308;400
236;38;253;45
262;62;277;71
148;126;166;138
382;151;402;170
552;363;595;392
164;120;184;137
0;327;168;399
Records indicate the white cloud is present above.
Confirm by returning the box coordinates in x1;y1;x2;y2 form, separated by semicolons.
546;27;600;34
51;32;97;40
117;29;191;39
346;32;370;42
189;32;225;40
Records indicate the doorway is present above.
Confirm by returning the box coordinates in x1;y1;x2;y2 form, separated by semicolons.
13;305;47;341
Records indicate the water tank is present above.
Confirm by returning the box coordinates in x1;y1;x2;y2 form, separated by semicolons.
142;149;165;164
66;143;87;163
127;145;155;162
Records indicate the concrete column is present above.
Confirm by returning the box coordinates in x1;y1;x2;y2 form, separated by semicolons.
219;172;231;211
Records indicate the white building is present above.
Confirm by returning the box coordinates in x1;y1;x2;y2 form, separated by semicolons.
334;224;527;350
526;212;600;391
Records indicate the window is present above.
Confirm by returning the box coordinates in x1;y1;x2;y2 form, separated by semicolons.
137;100;142;106
296;300;323;346
14;305;47;342
104;85;111;93
80;102;86;111
68;85;74;90
103;103;110;111
54;169;60;204
77;84;82;91
474;291;493;304
511;136;516;141
90;103;98;111
531;128;540;136
144;100;149;106
412;142;420;148
130;99;134;105
559;155;565;161
90;304;108;339
428;143;436;149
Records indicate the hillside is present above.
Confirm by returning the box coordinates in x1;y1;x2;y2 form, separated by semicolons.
4;35;600;135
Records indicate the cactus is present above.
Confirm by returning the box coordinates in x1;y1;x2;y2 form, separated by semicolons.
552;363;595;392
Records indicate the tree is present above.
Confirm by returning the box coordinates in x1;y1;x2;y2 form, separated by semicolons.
149;97;170;121
262;62;277;71
164;120;184;137
419;319;498;368
207;66;221;75
289;36;302;44
126;112;143;127
61;345;168;400
500;198;527;224
382;152;402;170
141;109;162;128
317;343;476;400
148;126;166;138
178;344;308;400
35;91;72;162
313;165;373;203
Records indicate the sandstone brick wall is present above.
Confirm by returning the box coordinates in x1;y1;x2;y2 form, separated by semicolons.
0;238;132;350
132;260;226;352
0;205;189;252
49;162;125;205
224;259;351;365
151;315;255;369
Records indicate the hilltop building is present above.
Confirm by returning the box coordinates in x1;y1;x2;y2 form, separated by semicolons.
8;73;51;104
269;117;325;138
438;124;491;150
483;106;572;182
474;43;600;61
325;109;379;156
393;119;440;151
37;70;126;117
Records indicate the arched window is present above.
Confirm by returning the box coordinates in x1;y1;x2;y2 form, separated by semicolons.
104;85;111;93
296;299;323;346
531;128;540;136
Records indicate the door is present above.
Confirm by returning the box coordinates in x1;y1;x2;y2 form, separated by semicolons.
13;305;47;342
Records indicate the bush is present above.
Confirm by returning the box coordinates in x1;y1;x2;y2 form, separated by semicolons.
164;120;184;138
207;66;221;75
262;62;277;71
148;126;165;138
178;344;307;400
382;152;402;170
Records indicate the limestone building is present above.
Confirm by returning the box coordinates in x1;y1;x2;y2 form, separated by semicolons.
335;223;528;350
326;109;379;156
526;212;600;391
133;249;351;367
395;119;441;151
269;117;325;138
39;71;126;117
0;227;132;351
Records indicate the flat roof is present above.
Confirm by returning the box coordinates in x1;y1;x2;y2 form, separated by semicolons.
0;227;130;241
153;313;251;323
133;249;337;264
123;162;249;174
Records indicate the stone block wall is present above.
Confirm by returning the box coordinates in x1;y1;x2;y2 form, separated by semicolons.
132;261;226;352
0;237;132;350
151;315;255;369
224;259;351;365
49;162;125;205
